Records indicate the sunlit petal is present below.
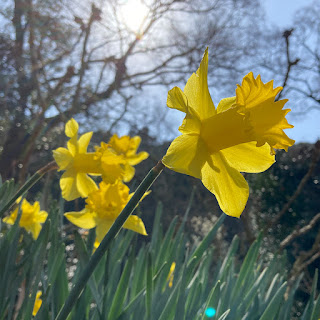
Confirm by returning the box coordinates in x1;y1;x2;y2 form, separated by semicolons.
123;164;135;183
167;86;188;113
37;211;48;223
162;134;206;179
201;152;249;218
76;173;98;198
236;73;295;151
64;209;97;229
95;220;113;245
60;170;82;201
78;132;93;153
65;118;79;138
29;223;42;240
123;215;147;235
127;151;149;166
52;148;73;171
2;209;18;225
217;97;236;113
221;142;275;173
184;48;216;120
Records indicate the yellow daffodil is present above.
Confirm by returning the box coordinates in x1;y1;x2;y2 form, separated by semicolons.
3;198;48;240
53;119;149;200
162;48;294;218
32;291;42;316
167;262;176;288
64;181;148;247
53;118;100;201
95;135;149;183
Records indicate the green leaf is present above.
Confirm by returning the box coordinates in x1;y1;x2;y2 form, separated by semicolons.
260;282;287;320
231;234;261;302
186;214;225;282
74;231;102;314
217;309;230;320
107;256;133;320
200;281;221;320
146;251;153;317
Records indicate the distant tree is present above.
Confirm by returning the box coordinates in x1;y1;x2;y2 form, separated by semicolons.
254;1;319;115
0;0;265;181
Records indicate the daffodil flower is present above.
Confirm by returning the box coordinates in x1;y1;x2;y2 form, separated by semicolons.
53;119;149;200
95;135;149;183
3;198;48;240
53;118;100;201
32;291;42;316
64;181;148;247
162;48;294;218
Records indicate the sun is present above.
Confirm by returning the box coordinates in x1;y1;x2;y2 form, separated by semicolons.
120;0;149;33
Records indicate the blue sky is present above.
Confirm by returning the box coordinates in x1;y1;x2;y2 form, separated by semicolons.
264;0;319;143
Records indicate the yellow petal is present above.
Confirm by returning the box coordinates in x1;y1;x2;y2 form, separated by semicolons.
67;137;77;156
37;210;48;223
217;97;236;113
236;73;282;109
178;111;201;135
108;134;130;154
127;151;149;166
28;223;42;240
201;152;249;218
78;132;93;153
162;134;206;179
95;220;113;244
128;136;141;153
123;215;147;235
64;209;97;229
167;87;188;113
65;118;79;138
52;148;73;171
184;48;216;120
123;164;135;183
236;73;294;151
2;209;17;225
100;149;126;183
221;142;275;173
76;173;98;198
60;169;82;201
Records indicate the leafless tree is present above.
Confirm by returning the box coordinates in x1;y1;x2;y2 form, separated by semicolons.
0;0;265;181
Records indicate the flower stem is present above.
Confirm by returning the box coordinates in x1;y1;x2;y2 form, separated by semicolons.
55;160;165;320
0;161;58;219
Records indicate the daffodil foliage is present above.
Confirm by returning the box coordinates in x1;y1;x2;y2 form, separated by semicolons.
53;118;149;245
3;198;48;239
163;48;294;218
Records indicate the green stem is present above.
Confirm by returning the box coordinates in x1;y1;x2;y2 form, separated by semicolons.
55;160;165;320
0;161;58;219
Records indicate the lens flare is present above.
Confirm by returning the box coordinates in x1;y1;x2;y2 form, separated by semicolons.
205;307;216;317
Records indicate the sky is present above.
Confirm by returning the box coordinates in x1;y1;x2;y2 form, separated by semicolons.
264;0;319;143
